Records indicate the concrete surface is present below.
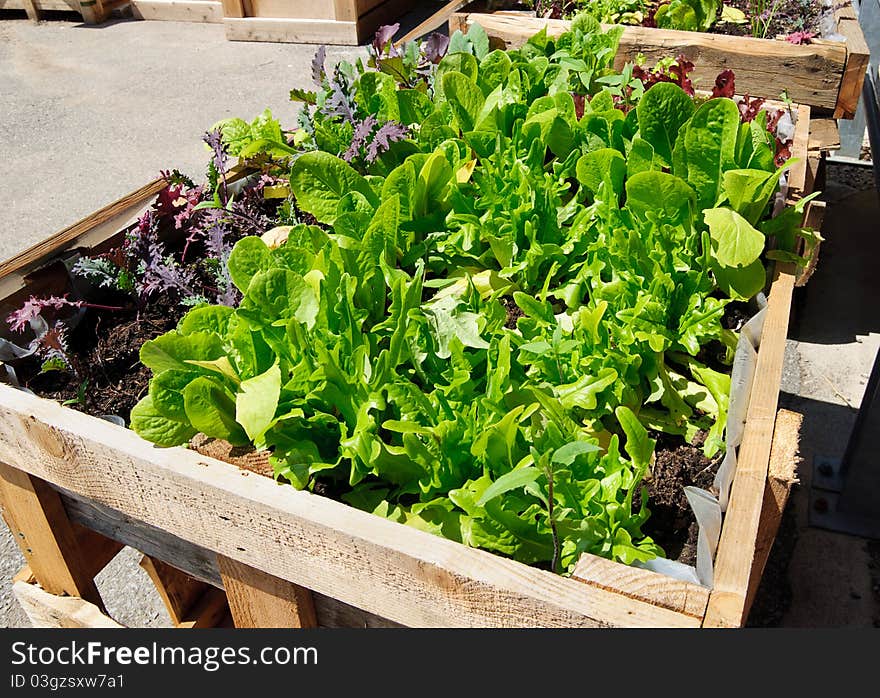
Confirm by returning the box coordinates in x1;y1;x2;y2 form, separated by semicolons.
0;11;878;628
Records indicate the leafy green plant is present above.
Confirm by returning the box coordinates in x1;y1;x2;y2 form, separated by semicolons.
130;21;815;575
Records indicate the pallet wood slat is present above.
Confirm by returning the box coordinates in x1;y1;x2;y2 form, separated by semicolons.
746;409;802;612
57;488;406;627
13;580;123;629
221;0;413;45
218;555;318;628
703;265;796;627
140;555;214;626
131;0;223;22
0;462;104;605
571;555;709;618
450;4;867;116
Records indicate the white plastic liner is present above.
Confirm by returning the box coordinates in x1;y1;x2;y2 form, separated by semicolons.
653;292;767;586
685;486;723;587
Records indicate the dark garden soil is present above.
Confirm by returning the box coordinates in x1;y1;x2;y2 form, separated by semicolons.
18;297;185;421
707;0;822;40
641;431;717;565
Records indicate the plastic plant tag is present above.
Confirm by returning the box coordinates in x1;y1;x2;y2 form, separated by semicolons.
685;486;723;587
713;445;738;512
726;333;759;447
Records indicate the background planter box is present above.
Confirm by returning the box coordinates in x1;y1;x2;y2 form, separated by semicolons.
449;1;869;118
219;0;416;45
0;0;127;23
0;108;822;627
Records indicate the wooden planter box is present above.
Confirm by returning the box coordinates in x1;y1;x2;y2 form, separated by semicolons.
449;1;869;118
0;110;823;628
219;0;415;45
0;0;126;23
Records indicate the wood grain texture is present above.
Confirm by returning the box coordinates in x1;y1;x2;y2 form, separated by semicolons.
14;580;123;629
248;0;335;20
0;390;699;627
140;555;211;626
0;462;103;604
218;555;318;628
833;17;870;119
60;487;404;627
787;105;811;201
746;409;801;612
334;0;357;21
20;0;40;20
809;118;840;153
452;13;847;111
703;265;796;628
224;17;360;44
131;0;223;22
571;554;709;619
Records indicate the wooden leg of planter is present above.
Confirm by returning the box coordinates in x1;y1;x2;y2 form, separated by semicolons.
745;409;802;613
21;0;41;21
0;463;122;593
0;461;106;606
140;555;229;628
216;555;317;628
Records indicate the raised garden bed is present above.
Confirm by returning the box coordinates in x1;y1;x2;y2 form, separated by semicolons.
449;1;869;117
220;0;417;45
0;25;824;627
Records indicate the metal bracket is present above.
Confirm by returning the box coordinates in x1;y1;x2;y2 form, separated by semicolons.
810;457;880;539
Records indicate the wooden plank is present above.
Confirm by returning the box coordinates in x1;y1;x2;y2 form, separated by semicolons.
809;118;840;152
398;0;469;45
224;17;359;44
0;178;166;300
14;580;123;628
249;0;335;20
703;265;796;628
787;105;811;201
571;554;709;619
453;13;847;111
131;0;223;22
745;408;801;612
21;0;40;21
140;555;211;626
334;0;357;22
59;487;405;627
0;394;700;627
218;555;318;628
833;18;870;119
0;461;102;605
220;0;243;17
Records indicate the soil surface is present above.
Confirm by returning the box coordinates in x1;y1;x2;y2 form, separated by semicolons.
18;297;185;422
708;0;823;39
641;431;717;565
